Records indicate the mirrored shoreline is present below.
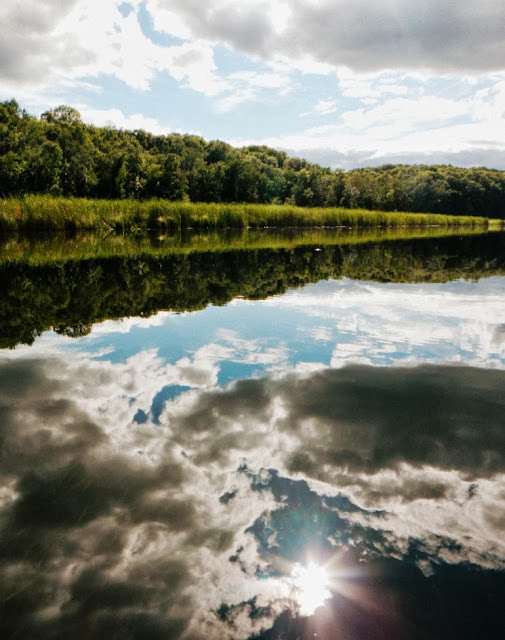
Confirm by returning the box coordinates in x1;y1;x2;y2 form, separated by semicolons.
2;229;505;349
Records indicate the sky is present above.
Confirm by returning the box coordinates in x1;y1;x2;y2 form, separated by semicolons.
1;0;505;170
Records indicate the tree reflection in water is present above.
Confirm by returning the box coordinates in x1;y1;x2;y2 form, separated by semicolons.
0;231;505;639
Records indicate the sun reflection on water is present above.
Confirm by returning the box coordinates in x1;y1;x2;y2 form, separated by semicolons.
290;562;332;615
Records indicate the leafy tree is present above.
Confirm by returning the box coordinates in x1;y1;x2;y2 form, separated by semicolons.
30;141;63;194
0;99;504;217
41;105;83;125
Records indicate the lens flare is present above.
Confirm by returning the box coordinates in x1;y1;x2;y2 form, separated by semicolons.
290;562;331;615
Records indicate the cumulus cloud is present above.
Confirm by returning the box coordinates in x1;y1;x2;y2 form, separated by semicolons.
0;0;293;113
301;99;338;117
2;0;505;170
235;73;505;169
0;0;147;90
0;0;200;104
148;0;275;57
0;0;96;92
79;107;168;134
150;0;505;74
281;0;505;74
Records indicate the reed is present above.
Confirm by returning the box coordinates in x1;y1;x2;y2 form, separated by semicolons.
0;195;492;232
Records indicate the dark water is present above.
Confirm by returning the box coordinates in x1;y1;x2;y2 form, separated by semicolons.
1;230;505;639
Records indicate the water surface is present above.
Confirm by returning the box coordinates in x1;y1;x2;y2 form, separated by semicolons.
1;230;505;639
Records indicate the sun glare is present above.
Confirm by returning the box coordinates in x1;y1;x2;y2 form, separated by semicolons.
290;562;331;615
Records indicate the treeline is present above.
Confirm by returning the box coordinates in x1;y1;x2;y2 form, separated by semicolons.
1;99;505;218
2;233;504;349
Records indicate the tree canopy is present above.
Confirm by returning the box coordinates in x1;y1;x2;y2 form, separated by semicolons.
1;99;505;218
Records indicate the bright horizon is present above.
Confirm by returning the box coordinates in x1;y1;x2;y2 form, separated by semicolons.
2;0;505;170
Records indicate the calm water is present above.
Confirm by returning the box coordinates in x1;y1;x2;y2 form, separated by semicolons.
1;230;505;639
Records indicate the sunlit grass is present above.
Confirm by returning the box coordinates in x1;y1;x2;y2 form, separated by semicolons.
0;195;493;232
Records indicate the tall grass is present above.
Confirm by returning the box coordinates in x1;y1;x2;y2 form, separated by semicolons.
0;195;493;232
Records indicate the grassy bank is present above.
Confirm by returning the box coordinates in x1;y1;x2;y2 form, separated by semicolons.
0;195;492;232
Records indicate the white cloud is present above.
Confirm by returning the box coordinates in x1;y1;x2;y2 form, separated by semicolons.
0;0;151;90
165;41;231;97
228;70;505;168
301;99;338;117
337;69;413;102
148;0;505;74
340;95;469;133
0;0;85;85
1;0;302;120
2;0;505;170
0;1;228;100
214;68;293;111
80;107;168;134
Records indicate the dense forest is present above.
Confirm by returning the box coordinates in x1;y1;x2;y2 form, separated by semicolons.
2;232;504;349
1;99;505;218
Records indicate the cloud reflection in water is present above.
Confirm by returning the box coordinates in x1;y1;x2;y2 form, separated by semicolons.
2;273;505;637
1;351;505;638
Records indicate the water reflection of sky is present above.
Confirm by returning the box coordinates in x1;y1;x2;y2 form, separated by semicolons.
13;275;505;376
2;275;505;639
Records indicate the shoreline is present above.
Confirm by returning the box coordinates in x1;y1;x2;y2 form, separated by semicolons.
0;195;493;233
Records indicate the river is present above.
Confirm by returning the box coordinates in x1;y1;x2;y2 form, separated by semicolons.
1;228;504;639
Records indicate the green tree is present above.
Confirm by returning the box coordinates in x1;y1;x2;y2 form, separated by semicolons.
41;105;83;125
